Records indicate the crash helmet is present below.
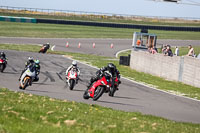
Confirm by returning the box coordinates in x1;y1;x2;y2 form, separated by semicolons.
34;59;40;67
72;60;77;67
34;59;40;65
28;57;34;63
0;51;5;56
107;63;116;74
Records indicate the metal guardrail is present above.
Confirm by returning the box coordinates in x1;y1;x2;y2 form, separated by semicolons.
0;5;200;21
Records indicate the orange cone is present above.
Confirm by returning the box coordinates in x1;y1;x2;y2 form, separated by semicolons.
93;43;95;48
78;43;81;48
110;43;114;48
66;42;69;47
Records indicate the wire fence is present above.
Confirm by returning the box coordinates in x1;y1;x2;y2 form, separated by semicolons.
0;5;200;23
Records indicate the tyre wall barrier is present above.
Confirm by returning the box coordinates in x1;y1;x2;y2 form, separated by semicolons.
36;18;200;32
0;16;36;23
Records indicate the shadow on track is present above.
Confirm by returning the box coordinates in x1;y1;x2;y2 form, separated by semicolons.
97;100;143;107
113;96;137;100
27;89;64;94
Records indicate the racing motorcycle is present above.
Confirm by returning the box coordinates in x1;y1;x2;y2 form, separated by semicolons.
83;71;119;101
19;65;36;90
0;57;7;72
39;44;50;53
66;68;78;90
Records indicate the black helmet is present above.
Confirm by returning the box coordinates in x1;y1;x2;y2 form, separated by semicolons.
0;51;4;55
107;63;116;73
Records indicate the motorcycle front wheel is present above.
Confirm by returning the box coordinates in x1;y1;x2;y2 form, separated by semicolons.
0;64;5;72
20;77;30;90
69;79;75;90
93;86;104;101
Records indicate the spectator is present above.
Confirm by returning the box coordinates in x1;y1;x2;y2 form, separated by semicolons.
174;46;179;56
162;45;167;54
187;45;195;57
136;39;141;46
164;45;173;57
147;46;157;54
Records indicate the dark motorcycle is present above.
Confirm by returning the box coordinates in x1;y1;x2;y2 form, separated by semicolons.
0;58;7;72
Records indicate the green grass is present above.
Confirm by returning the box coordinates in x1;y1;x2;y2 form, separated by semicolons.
1;12;200;27
0;88;200;133
1;44;200;100
0;21;200;40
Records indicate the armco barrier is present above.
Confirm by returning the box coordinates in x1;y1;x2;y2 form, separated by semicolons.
36;18;200;32
130;50;200;88
0;16;36;23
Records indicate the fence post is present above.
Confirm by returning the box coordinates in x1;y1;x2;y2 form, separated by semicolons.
178;56;184;82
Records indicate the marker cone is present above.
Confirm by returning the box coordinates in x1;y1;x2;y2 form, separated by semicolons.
110;43;114;48
78;43;81;48
93;43;95;48
66;42;69;47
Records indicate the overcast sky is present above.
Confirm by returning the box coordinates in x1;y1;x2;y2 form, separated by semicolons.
1;0;200;18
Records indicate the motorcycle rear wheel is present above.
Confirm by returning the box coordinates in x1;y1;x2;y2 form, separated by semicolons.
109;87;116;97
93;86;104;101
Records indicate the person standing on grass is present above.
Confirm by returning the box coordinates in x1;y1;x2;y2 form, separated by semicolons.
174;46;179;56
187;45;195;57
164;45;173;57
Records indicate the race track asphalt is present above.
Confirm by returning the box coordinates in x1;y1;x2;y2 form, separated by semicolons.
1;37;200;57
0;50;200;124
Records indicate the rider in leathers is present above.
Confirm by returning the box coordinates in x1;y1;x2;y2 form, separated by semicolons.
66;61;80;83
87;63;121;89
0;51;6;60
33;59;40;82
19;57;35;80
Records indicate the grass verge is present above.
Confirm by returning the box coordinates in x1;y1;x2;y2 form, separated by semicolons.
0;43;200;100
0;21;200;40
0;88;200;133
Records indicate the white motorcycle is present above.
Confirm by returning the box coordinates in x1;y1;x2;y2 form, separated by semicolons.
19;65;36;90
66;69;78;90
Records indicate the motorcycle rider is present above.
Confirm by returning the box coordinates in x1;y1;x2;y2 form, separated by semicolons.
19;57;35;81
87;63;121;89
66;60;80;83
0;51;6;59
33;59;40;82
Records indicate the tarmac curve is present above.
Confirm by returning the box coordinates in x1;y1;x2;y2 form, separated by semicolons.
0;50;200;124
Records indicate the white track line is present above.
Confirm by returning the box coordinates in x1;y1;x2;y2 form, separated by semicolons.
51;45;55;51
62;55;200;103
115;48;132;58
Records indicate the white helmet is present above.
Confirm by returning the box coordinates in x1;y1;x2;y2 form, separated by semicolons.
72;60;77;66
28;57;34;61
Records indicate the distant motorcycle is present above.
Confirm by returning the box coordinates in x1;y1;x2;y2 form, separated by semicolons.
39;44;50;53
83;71;119;101
0;57;7;72
19;65;36;90
66;68;78;90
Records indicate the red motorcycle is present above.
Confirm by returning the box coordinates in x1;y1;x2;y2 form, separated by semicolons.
0;58;7;72
39;44;50;53
83;72;119;101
